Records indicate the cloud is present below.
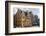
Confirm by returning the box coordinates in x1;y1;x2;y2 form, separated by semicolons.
13;8;17;15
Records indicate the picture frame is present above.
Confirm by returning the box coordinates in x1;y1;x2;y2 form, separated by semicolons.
5;1;45;35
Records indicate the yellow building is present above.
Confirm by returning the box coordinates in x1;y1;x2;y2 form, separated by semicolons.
14;9;33;27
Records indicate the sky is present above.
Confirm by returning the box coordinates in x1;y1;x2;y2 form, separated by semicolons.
13;8;40;18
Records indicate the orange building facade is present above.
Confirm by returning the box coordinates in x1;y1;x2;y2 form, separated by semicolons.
14;9;33;27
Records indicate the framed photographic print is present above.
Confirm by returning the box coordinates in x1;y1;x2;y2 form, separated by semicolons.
5;1;45;35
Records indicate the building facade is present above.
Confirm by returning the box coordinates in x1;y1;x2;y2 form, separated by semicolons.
14;9;33;27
